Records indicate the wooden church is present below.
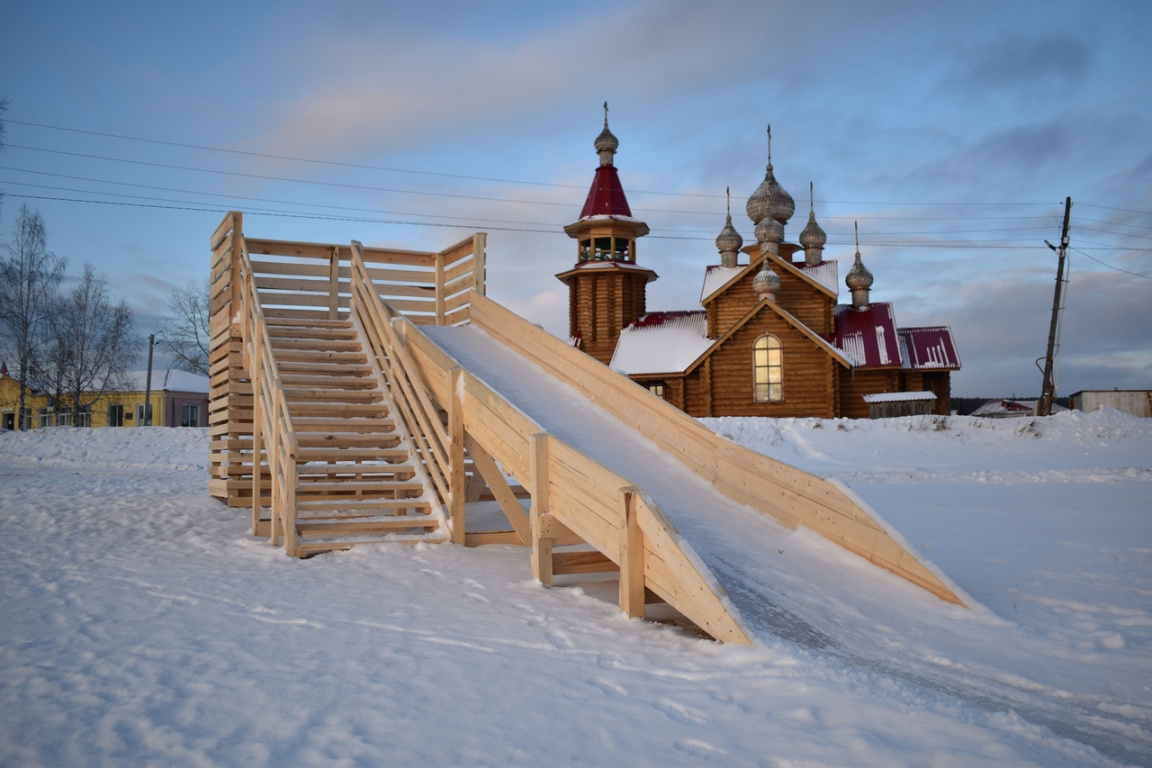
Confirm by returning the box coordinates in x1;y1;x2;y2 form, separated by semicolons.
557;111;960;419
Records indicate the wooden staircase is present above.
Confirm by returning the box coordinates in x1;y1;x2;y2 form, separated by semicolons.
266;317;447;555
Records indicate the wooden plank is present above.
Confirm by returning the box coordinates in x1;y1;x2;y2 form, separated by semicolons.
529;433;553;584
465;531;525;547
464;434;529;545
619;489;645;618
554;550;618;575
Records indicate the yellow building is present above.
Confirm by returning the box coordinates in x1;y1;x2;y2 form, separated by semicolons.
0;369;208;430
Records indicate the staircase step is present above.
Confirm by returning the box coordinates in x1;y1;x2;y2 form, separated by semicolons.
273;350;368;365
296;464;416;480
296;480;425;496
296;450;408;465
268;326;357;341
296;517;440;536
292;417;397;433
266;318;351;328
271;338;361;353
288;403;388;418
296;434;403;449
297;497;432;513
280;374;378;390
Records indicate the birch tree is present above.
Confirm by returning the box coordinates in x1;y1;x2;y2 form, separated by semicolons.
0;204;65;429
49;264;137;424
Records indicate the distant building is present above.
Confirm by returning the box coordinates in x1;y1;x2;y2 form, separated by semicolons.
971;399;1068;418
559;112;960;418
1068;390;1151;418
0;369;208;430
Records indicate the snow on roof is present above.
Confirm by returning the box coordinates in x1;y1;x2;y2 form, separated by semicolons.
700;265;744;303
610;311;712;376
898;327;961;371
863;391;936;403
124;369;209;393
797;260;839;295
834;303;903;368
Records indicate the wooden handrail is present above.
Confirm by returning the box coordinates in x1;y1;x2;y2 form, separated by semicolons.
238;237;300;554
347;241;456;536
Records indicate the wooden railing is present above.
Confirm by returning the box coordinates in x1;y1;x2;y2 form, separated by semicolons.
244;234;486;325
347;240;460;540
209;212;485;510
393;305;755;643
237;237;300;554
463;292;965;607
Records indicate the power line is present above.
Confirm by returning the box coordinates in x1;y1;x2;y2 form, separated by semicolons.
1068;246;1152;279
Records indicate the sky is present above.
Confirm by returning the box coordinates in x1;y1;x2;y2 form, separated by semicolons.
1;0;1150;398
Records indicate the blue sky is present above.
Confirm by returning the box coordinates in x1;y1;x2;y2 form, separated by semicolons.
2;0;1149;397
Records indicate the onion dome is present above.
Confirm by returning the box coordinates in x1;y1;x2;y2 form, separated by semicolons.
715;188;743;268
752;260;781;301
799;182;827;266
594;102;619;166
745;125;794;226
755;215;784;257
845;252;873;291
846;222;874;308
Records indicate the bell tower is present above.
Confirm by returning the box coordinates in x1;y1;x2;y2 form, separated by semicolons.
556;104;657;366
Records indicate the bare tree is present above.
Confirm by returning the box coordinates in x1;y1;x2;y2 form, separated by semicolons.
158;280;210;376
47;264;137;425
0;204;65;429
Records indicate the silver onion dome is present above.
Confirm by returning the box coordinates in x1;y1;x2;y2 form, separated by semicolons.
799;183;827;251
594;102;619;165
715;188;743;268
752;260;781;301
845;252;873;291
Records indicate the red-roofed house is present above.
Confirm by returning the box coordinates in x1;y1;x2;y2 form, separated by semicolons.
558;115;960;418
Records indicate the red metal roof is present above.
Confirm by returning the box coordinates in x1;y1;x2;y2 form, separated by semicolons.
579;164;633;219
898;326;961;371
833;303;903;368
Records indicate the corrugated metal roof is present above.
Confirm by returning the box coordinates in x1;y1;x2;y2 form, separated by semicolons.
833;303;903;368
610;311;712;375
898;326;961;371
579;165;633;219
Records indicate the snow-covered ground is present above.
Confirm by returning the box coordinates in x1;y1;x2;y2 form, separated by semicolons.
0;409;1149;766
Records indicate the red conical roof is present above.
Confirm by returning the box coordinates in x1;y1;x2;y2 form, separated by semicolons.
579;164;633;219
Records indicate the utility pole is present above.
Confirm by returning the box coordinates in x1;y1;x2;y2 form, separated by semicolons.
1037;196;1071;416
143;333;155;426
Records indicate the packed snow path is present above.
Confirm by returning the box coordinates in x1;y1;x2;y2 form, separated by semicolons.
424;324;1152;766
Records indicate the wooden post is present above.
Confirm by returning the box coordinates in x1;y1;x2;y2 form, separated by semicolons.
250;361;263;533
529;432;553;584
619;488;645;619
229;212;243;327
473;233;487;297
448;367;466;544
328;245;341;320
435;251;446;325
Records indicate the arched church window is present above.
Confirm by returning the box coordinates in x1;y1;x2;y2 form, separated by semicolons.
754;335;783;402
